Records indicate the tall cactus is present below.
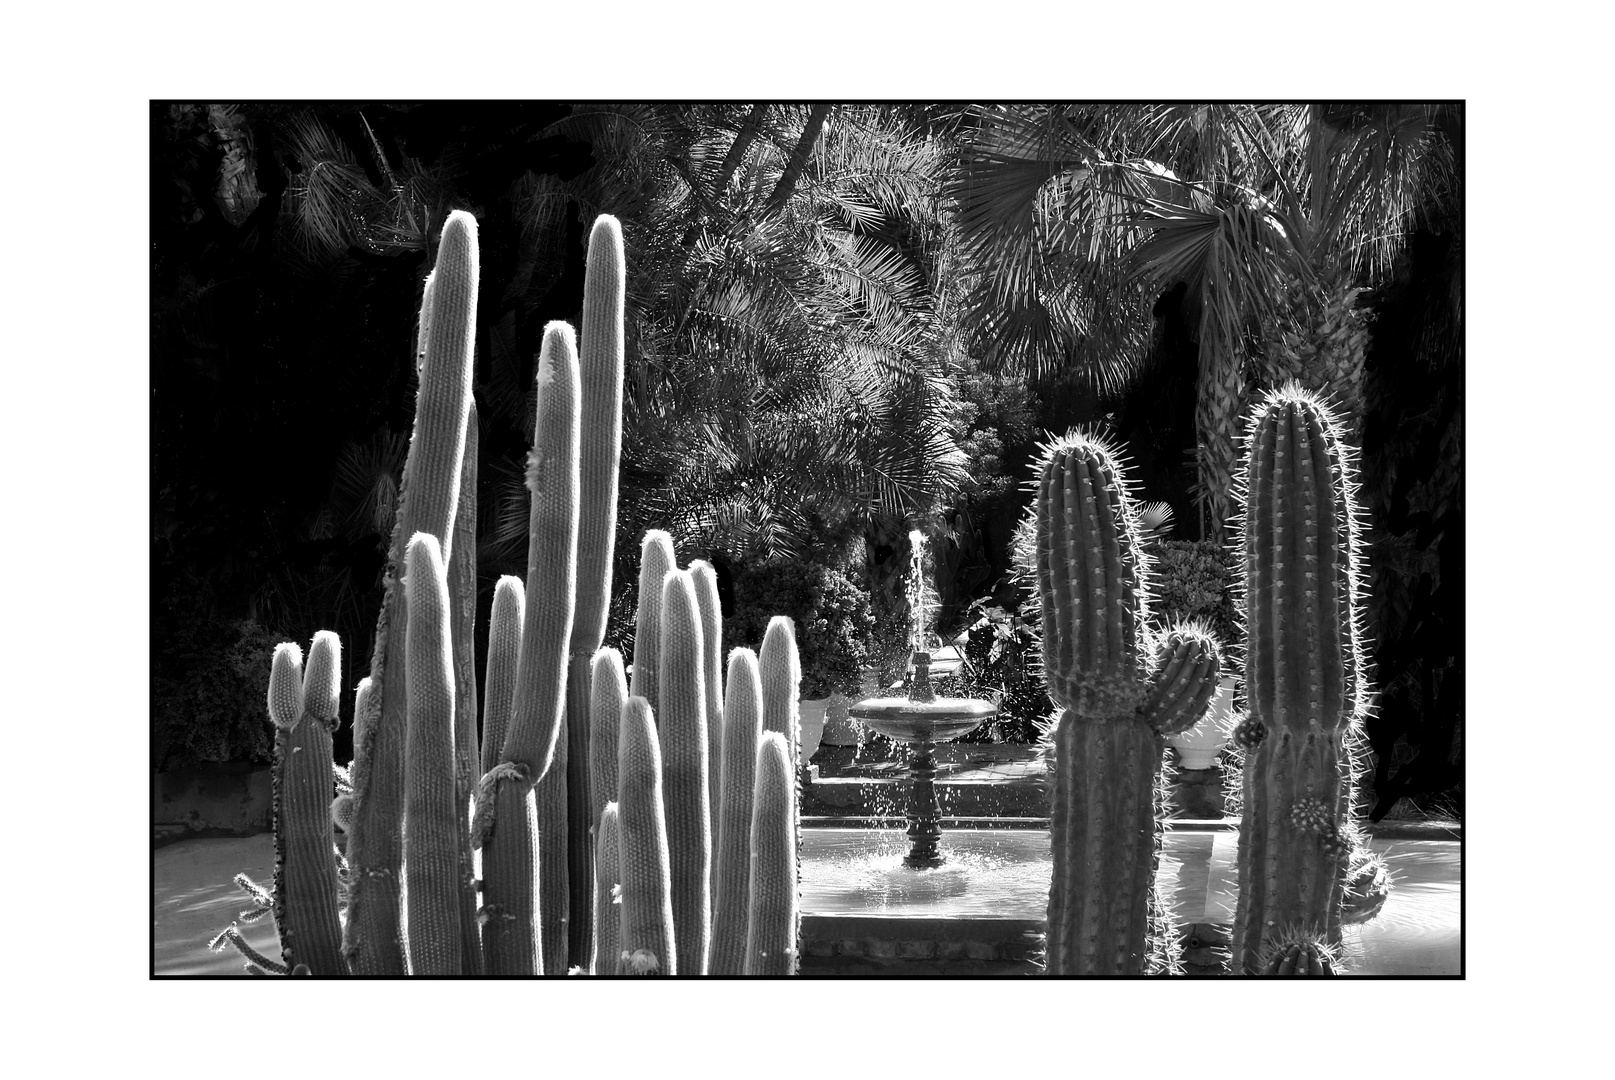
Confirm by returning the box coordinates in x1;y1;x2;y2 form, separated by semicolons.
265;635;345;976
616;696;676;975
658;568;712;975
402;532;463;975
709;648;762;975
1033;430;1221;976
744;731;798;976
563;215;627;969
630;531;677;714
344;210;478;975
689;561;725;817
591;802;622;975
1231;384;1371;973
481;321;580;976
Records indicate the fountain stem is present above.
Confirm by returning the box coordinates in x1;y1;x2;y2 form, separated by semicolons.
903;741;944;869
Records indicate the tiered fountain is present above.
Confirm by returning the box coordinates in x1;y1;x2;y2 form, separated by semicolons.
848;530;995;868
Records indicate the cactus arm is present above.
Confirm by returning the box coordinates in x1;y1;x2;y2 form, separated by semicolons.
616;696;676;975
710;648;762;975
401;533;464;975
591;802;622;975
629;531;677;714
658;569;712;975
743;732;798;976
345;211;477;976
1139;626;1222;736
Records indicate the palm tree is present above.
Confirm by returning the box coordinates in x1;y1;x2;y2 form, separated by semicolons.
949;103;1460;543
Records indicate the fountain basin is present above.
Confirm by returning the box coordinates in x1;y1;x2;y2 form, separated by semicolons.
848;697;996;744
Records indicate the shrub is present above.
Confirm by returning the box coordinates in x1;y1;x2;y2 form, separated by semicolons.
1149;539;1240;648
153;614;285;769
730;560;873;698
934;601;1050;743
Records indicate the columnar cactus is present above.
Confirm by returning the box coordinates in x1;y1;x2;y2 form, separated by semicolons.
591;802;622;976
482;321;580;976
1033;431;1221;976
744;732;799;976
658;569;712;975
616;696;677;975
630;531;677;714
265;635;345;976
402;532;463;975
1231;384;1371;973
344;210;478;976
689;561;725;815
709;648;762;975
562;216;627;969
449;409;482;975
587;649;627;840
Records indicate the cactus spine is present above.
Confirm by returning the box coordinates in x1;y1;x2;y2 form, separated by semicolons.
1034;431;1221;976
345;210;477;975
266;636;345;975
744;732;798;976
616;696;676;975
1231;384;1370;973
709;648;762;975
658;569;712;975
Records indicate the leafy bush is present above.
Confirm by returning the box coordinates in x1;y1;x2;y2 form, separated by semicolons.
1149;539;1240;648
730;560;873;698
153;614;284;769
933;600;1051;744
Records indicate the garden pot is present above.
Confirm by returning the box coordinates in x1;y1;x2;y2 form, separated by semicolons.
1167;676;1237;769
816;691;860;747
798;697;832;762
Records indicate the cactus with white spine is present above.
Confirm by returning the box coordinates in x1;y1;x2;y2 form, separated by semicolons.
709;648;762;975
265;635;346;976
1231;384;1374;973
402;532;462;975
1033;430;1222;976
744;732;798;976
561;216;627;970
591;802;622;975
481;321;580;976
616;696;676;975
344;210;478;976
657;569;712;974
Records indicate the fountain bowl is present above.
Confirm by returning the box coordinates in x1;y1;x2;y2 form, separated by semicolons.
848;697;996;745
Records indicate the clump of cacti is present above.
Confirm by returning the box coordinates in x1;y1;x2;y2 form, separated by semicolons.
1230;383;1376;974
1032;430;1221;976
218;209;801;977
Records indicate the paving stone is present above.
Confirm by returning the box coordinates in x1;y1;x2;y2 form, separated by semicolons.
895;939;936;959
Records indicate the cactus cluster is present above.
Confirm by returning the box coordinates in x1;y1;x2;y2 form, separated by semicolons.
216;210;801;977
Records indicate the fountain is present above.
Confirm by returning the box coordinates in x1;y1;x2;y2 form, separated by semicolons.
848;530;996;869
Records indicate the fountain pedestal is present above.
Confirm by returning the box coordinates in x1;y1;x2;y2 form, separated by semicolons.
849;652;995;870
